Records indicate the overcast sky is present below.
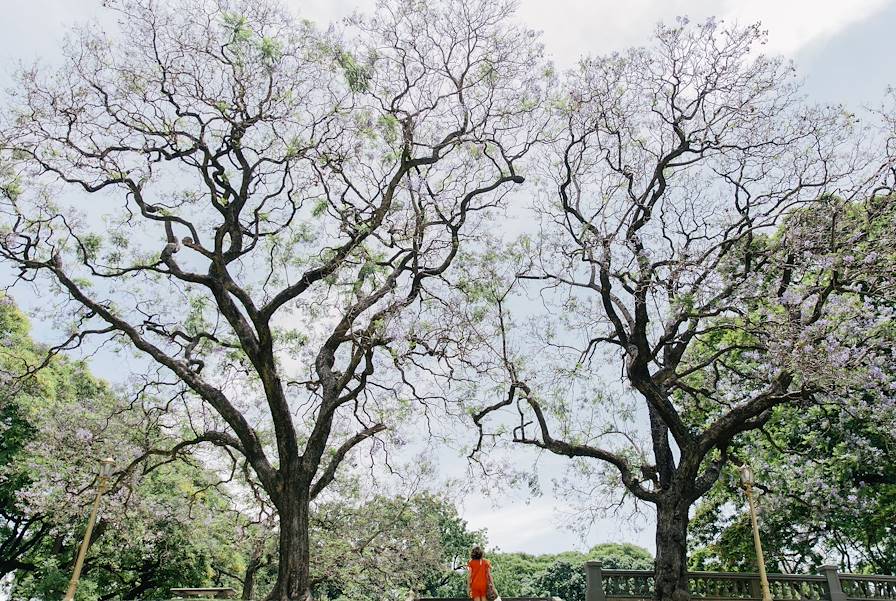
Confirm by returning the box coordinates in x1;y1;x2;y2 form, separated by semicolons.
2;0;896;556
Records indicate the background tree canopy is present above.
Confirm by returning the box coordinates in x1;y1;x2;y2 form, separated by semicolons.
1;294;250;600
689;402;896;576
418;541;654;601
489;544;654;601
688;196;896;576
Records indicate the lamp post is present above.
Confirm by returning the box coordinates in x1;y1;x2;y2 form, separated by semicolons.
740;464;772;601
63;457;114;601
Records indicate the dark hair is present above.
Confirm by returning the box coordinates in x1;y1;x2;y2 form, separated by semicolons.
471;546;483;560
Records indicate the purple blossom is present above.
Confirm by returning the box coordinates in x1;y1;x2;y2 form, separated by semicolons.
780;289;801;305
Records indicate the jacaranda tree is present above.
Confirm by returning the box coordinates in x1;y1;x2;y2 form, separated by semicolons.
0;0;548;597
464;18;886;601
689;194;896;574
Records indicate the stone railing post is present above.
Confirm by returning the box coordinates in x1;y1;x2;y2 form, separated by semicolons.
821;565;847;601
749;574;763;600
586;561;607;601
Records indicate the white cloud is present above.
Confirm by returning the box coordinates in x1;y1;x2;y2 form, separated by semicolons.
519;0;893;65
462;497;569;553
722;0;893;55
294;0;372;24
290;0;893;66
5;0;888;70
516;0;719;64
460;491;655;554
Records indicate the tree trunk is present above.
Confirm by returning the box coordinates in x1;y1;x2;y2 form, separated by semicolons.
242;555;261;601
654;498;690;601
267;489;312;601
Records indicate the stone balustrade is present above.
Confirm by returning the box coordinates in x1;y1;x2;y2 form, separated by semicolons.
585;564;896;601
417;598;563;601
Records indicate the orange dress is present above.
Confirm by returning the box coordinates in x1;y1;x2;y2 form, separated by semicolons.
468;558;491;597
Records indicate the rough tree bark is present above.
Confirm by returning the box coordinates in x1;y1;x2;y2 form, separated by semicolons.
655;499;690;601
271;490;312;601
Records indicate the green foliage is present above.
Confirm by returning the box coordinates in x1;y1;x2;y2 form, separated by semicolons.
260;36;283;62
10;464;242;600
79;234;102;262
688;196;896;575
0;176;22;201
308;494;484;601
377;114;400;145
219;10;284;71
689;402;896;575
312;197;329;218
0;294;246;599
336;51;372;93
438;543;653;601
533;560;585;601
222;12;253;44
10;496;242;599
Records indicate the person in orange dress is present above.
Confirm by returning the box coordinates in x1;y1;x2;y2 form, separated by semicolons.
467;545;492;601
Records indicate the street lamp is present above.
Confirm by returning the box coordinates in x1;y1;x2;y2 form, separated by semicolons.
740;464;772;601
63;457;115;601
